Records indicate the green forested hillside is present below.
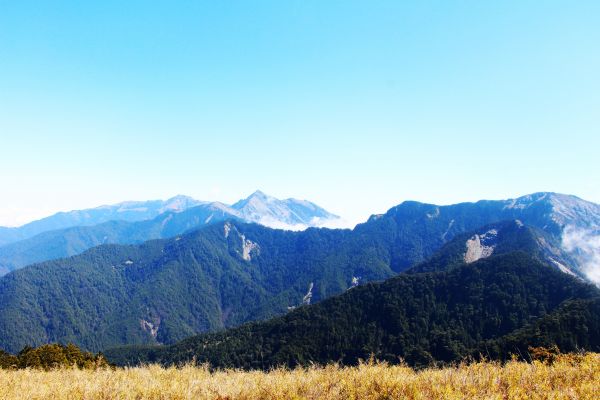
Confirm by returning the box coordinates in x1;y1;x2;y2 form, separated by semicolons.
345;193;588;273
104;252;600;369
0;204;238;274
0;221;395;353
481;297;600;360
0;217;584;354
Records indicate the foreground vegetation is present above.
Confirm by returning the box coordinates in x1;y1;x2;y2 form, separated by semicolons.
0;343;109;370
0;352;597;399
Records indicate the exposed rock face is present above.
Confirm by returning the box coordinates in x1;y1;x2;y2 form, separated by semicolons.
548;258;578;277
426;208;440;219
240;234;260;261
140;317;161;339
302;282;314;305
224;223;260;261
441;219;455;241
464;229;498;263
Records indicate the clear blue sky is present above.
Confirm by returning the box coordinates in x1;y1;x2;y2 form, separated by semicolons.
1;1;599;226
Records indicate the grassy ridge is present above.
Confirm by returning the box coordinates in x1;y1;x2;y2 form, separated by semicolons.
0;353;598;399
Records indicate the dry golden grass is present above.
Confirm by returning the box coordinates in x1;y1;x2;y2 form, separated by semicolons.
0;353;598;399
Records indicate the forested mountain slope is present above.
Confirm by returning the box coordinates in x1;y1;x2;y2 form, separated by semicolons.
0;191;341;275
0;202;238;274
105;252;600;369
0;221;392;353
0;192;598;353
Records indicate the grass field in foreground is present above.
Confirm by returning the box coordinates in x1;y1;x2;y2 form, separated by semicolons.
0;353;598;399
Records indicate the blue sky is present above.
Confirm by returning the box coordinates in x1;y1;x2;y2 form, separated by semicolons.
1;1;599;226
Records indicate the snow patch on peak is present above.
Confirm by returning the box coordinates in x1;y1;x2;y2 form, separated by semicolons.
223;222;231;238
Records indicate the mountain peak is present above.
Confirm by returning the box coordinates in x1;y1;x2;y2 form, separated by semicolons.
230;191;340;230
504;192;600;230
167;194;197;202
505;192;588;208
160;195;204;213
250;189;267;197
245;190;275;202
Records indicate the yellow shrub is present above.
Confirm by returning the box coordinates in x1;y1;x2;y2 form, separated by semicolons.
0;352;597;399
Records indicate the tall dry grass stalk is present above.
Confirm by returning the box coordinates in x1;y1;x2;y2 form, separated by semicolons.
1;353;598;399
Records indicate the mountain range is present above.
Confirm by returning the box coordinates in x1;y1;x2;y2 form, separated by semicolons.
0;191;341;275
0;192;598;357
0;195;204;246
105;251;599;368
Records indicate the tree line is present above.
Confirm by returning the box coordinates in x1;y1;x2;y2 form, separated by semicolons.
0;343;109;370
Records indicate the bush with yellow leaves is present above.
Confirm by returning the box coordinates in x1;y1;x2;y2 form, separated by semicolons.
0;351;598;399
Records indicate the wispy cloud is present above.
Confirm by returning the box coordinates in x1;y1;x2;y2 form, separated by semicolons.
562;226;600;286
256;216;354;232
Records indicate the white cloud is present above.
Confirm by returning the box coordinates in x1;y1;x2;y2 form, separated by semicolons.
255;216;355;231
562;226;600;286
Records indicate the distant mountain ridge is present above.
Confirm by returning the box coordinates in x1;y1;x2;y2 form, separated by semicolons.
1;191;598;280
0;191;342;275
232;190;339;229
0;191;341;245
0;195;204;246
360;192;600;281
0;194;597;354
